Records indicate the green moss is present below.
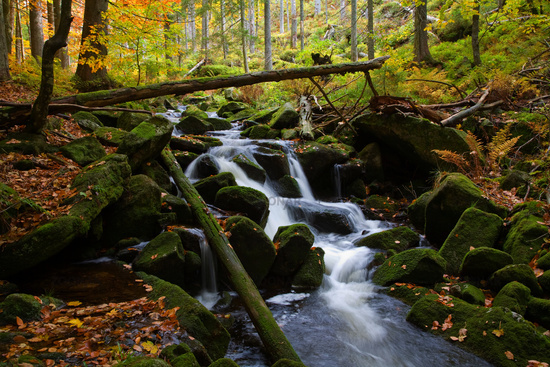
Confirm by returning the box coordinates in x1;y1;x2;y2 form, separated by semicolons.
193;172;237;204
271;224;315;276
0;293;42;325
502;211;548;265
526;297;550;329
208;358;240;367
407;191;433;232
459;247;513;279
493;281;531;315
292;247;325;289
231;154;266;183
489;264;543;297
215;186;269;228
384;283;431;306
354;226;419;252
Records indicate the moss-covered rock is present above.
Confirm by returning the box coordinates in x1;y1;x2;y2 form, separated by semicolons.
424;173;505;245
274;175;302;198
407;191;432;233
499;169;531;191
502;210;548;265
92;110;120;127
357;142;384;183
372;248;446;286
115;356;171;366
536;252;550;270
493;281;531;315
93;126;129;146
354;226;419;252
208;358;240;367
194;172;237;204
215;186;269;228
249;107;278;124
117;111;149;131
438;207;503;275
232;154;266;183
269;102;299;130
241;124;281;139
139;159;172;193
207;117;233;131
271;358;307;367
457;283;486;306
271;224;315;276
170;136;210;154
59;136;106;167
252;147;290;181
133;231;187;288
281;128;299;140
290;202;354;235
193;154;221;179
72;111;103;132
176;116;214;135
292;247;325;289
182;105;209;120
161;194;193;224
406;294;550;367
0;132;54;155
137;273;230;361
460;247;514;279
217;101;249;119
489;264;543;296
224;216;276;286
174;151;199;170
539;270;550;293
525;297;550;329
0;293;43;325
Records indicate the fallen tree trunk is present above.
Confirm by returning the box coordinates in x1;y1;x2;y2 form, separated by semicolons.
160;147;303;365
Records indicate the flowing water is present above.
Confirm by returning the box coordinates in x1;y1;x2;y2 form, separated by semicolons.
167;109;493;367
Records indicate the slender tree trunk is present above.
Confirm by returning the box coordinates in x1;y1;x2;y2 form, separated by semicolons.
164;17;174;63
314;0;320;15
189;0;196;52
264;0;272;70
15;0;23;63
413;0;433;63
367;0;374;59
240;0;249;72
201;0;209;58
220;0;228;58
248;0;255;53
290;0;296;48
29;0;44;62
3;0;13;55
299;0;304;50
340;0;346;22
350;0;357;61
53;0;69;68
26;0;73;133
0;0;10;81
471;2;481;66
279;0;284;33
47;0;54;35
325;0;328;24
75;0;110;91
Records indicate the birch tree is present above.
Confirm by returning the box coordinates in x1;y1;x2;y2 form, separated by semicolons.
264;0;272;70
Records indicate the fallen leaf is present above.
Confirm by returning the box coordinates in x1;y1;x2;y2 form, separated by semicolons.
505;351;514;360
67;301;82;307
492;328;504;337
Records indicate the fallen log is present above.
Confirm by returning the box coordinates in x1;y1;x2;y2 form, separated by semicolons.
160;147;303;365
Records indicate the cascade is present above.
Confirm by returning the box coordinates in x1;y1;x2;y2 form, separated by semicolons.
187;228;219;310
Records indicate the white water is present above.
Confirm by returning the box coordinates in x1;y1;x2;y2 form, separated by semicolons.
187;228;219;310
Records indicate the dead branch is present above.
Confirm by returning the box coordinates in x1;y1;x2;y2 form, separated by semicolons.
440;88;491;127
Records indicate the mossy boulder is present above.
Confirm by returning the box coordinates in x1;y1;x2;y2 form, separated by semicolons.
115;357;171;367
93;126;129;146
224;216;276;286
493;281;531;315
357;142;384;182
252;147;290;181
372;248;446;286
502;210;548;265
177;116;213;135
170;136;210;154
407;191;432;232
208;358;240;367
536;252;550;270
59;136;106;167
101;174;162;246
459;247;514;279
406;294;550;366
174;151;199;170
438;207;503;275
271;224;315;276
207;117;233;131
271;359;308;367
499;169;531;191
456;283;486;306
0;132;53;155
72;111;103;132
290;202;354;235
182;105;209;120
539;270;550;293
92;110;120;127
424;173;505;245
217;101;248;119
269;102;299;130
489;264;543;296
215;186;269;228
249;107;279;124
133;232;187;288
525;297;550;329
232;154;266;183
0;293;43;325
117;111;149;131
137;273;230;361
354;226;419;252
117;116;174;171
292;247;325;289
274;175;302;198
161;194;193;224
139;159;172;193
194;172;237;204
241;124;281;139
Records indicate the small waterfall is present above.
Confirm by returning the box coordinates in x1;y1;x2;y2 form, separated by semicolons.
188;228;218;309
333;164;343;201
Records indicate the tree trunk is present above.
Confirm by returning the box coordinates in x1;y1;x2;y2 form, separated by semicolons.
189;0;196;52
240;0;249;72
220;0;228;59
248;0;255;53
290;0;297;48
15;0;23;64
299;95;313;140
340;0;346;22
264;0;272;70
413;0;433;63
279;0;284;33
160;148;303;364
47;0;54;34
75;0;110;91
53;0;69;69
350;0;357;61
201;0;209;58
0;0;10;81
29;0;44;62
3;0;13;55
314;0;320;15
367;0;374;59
299;0;304;50
471;2;481;66
26;0;73;134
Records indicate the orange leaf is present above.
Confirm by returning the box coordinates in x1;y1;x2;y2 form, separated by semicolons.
151;254;158;260
504;351;514;360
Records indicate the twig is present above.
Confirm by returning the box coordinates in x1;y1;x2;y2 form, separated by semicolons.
309;77;347;123
441;88;491;127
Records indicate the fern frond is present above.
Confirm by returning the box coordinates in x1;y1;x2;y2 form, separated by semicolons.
465;131;484;178
432;149;471;175
487;135;521;169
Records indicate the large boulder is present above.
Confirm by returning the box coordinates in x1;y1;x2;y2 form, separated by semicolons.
117;116;174;171
407;191;432;232
271;224;315;276
72;111;103;132
176;116;213;135
489;264;543;296
137;273;230;361
215;186;269;228
0;132;54;155
252;147;290;181
354;226;419;252
0;293;44;325
372;248;446;286
117;111;149;131
493;281;531;315
93;126;129;146
269;102;299;130
424;173;505;245
438;207;503;275
133;231;187;288
502;210;548;264
193;154;221;178
539;270;550;293
193;172;237;204
170;136;210;154
274;175;302;198
217;101;248;119
232;154;267;183
459;247;514;279
60;136;106;166
526;297;550;329
289;201;354;235
241;124;281;139
292;247;325;289
224;216;276;286
139;159;172;193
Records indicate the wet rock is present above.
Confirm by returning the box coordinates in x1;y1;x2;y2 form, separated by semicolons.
292;247;325;289
493;281;531;315
60;136;106;166
207;117;233;131
194;154;221;178
459;247;513;279
502;210;548;264
252;147;290;180
274;175;302;198
223;216;276;286
424;173;506;246
208;358;240;367
93;126;129;146
194;172;237;204
289;201;354;235
271;358;308;367
72;111;103;132
0;293;43;325
137;273;230;361
232;154;266;183
161;194;193;224
407;191;432;233
271;224;315;276
182;105;209;120
438;207;503;275
489;264;543;296
133;232;187;288
117;116;174;171
269;102;299;130
354;226;419;252
177;116;214;135
526;297;550;329
241;124;281;139
117;111;149;131
170;136;210;154
217;101;249;119
215;186;270;228
174;151;199;170
372;248;446;286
